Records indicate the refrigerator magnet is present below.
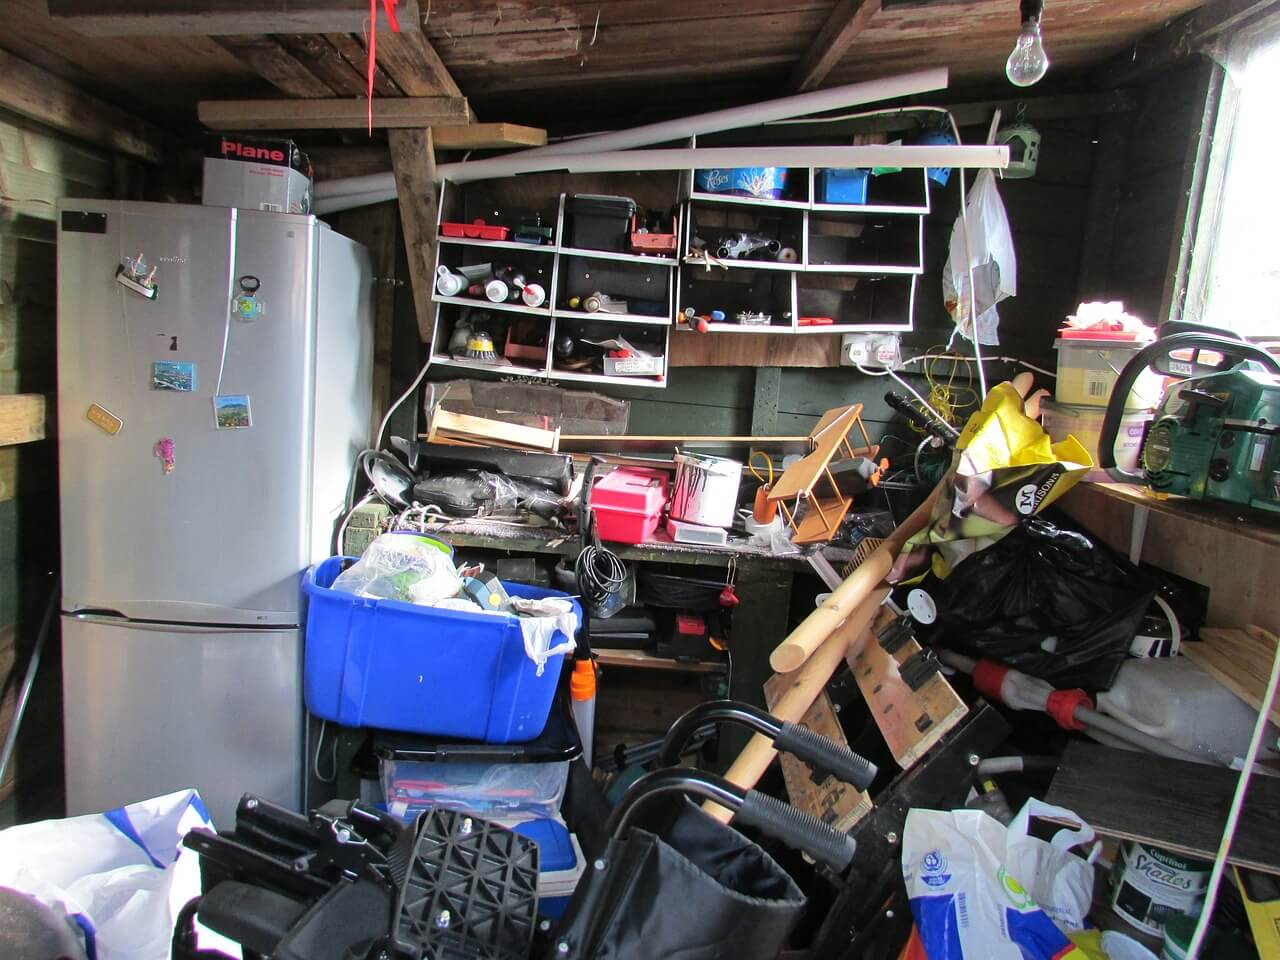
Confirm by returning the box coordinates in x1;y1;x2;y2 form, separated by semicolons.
231;275;263;319
152;361;196;392
213;395;252;430
85;403;123;435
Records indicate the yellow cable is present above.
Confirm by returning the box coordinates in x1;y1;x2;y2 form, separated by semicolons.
748;449;775;485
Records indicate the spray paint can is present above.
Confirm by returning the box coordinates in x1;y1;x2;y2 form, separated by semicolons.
435;265;466;297
483;278;509;303
1109;841;1211;937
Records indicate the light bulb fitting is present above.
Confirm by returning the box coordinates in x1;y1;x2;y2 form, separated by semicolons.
1006;0;1049;87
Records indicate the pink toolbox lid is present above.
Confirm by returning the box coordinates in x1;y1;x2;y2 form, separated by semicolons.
590;467;670;515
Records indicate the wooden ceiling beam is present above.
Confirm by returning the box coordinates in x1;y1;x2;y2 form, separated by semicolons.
273;34;367;97
324;33;403;96
790;0;883;92
360;25;464;98
46;0;417;36
198;97;471;130
0;48;164;162
213;36;335;98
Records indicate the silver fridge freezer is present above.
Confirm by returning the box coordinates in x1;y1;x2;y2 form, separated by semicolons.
56;200;372;828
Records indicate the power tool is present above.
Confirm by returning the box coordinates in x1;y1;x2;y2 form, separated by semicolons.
1098;327;1280;512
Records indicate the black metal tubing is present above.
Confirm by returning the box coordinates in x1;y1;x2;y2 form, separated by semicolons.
657;700;781;768
605;767;745;838
1098;332;1280;482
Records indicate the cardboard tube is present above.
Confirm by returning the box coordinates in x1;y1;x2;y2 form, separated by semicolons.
707;587;890;822
768;484;942;673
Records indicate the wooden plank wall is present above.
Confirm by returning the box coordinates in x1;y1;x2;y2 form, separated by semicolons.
0;108;111;824
1101;62;1216;325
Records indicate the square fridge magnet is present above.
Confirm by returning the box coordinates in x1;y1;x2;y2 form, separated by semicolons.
213;394;252;429
152;360;196;392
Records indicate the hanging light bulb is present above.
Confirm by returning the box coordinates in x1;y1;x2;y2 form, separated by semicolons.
1006;0;1049;87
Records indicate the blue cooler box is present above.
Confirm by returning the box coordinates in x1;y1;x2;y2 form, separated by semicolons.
303;556;580;742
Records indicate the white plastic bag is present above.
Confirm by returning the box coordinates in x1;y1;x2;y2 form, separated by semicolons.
943;169;1016;346
0;789;225;960
332;532;461;605
903;807;1091;960
509;595;579;675
1005;799;1097;934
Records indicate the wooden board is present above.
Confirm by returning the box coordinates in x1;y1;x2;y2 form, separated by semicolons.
430;124;547;150
769;405;861;501
595;648;726;674
763;675;872;830
324;33;403;96
273;34;367;96
213;36;336;98
427;406;559;452
388;127;438;344
47;0;416;35
197;97;471;130
0;49;164;163
847;609;968;768
1184;625;1280;726
791;0;883;91
360;25;463;98
670;330;842;368
0;395;45;446
1046;742;1280;876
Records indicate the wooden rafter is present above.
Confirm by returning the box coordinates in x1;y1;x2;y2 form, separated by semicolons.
791;0;883;92
197;97;471;130
323;33;403;96
0;48;163;162
361;23;463;98
212;36;334;97
47;0;417;36
273;33;367;96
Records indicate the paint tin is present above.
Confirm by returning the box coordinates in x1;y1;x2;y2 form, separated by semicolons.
670;452;741;528
1109;842;1211;937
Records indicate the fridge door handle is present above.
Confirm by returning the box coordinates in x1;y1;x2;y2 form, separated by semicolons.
65;612;295;635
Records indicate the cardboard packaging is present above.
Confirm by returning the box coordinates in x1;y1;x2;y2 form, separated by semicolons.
202;135;313;214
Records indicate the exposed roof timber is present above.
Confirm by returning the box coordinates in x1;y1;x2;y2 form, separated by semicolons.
46;0;416;36
198;97;471;130
0;47;164;162
1097;0;1280;83
791;0;884;92
212;35;336;97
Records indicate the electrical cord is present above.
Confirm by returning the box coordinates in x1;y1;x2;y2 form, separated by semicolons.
575;540;627;611
313;719;339;784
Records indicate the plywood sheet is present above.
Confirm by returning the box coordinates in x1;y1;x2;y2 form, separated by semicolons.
1046;742;1280;875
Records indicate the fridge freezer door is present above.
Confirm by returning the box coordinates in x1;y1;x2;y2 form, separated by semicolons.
57;202;318;625
61;613;303;830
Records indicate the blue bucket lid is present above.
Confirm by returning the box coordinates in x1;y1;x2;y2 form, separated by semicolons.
512;818;577;873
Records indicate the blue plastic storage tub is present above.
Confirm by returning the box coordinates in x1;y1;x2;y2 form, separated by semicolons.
303;556;580;742
816;168;869;204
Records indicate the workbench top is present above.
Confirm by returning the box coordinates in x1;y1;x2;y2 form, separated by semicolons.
404;517;854;572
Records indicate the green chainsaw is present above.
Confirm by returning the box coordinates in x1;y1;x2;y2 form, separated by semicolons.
1098;325;1280;513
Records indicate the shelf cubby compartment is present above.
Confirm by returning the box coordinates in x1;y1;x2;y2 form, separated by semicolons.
548;314;669;388
433;241;557;316
809;167;932;215
679;264;796;333
555;253;673;325
795;273;915;333
804;210;925;275
430;302;551;378
439;177;559;250
683;200;805;271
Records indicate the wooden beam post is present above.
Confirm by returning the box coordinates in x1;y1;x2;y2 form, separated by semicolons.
197;97;471;131
791;0;883;92
47;0;418;36
0;396;46;446
389;128;439;344
0;50;164;163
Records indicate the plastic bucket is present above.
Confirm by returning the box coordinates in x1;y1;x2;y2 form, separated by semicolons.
670;453;741;528
1109;841;1211;937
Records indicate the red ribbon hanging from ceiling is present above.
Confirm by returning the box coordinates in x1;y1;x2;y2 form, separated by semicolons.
368;0;402;135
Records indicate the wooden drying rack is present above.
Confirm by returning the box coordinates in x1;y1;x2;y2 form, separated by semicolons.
767;404;878;544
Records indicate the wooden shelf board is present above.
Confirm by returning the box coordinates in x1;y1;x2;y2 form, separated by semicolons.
553;307;671;326
1086;481;1280;549
431;293;552;318
594;648;727;673
558;246;678;266
439;236;556;253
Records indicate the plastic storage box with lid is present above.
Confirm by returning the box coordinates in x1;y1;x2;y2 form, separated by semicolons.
375;700;582;821
589;467;670;544
511;818;585;920
1040;398;1152;479
816;169;869;204
1054;335;1164;409
303;555;580;742
566;195;637;251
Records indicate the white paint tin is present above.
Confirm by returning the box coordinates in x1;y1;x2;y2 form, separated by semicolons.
670;452;741;528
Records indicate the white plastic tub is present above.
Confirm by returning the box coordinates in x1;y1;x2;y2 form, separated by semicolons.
1040;398;1152;477
1054;337;1164;409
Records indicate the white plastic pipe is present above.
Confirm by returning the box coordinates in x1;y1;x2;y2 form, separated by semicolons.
314;188;400;214
314;67;950;203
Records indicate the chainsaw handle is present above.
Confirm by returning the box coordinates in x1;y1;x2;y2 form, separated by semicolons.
1097;333;1280;482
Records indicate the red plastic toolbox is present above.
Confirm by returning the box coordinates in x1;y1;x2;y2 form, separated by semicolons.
590;467;669;544
441;219;511;241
